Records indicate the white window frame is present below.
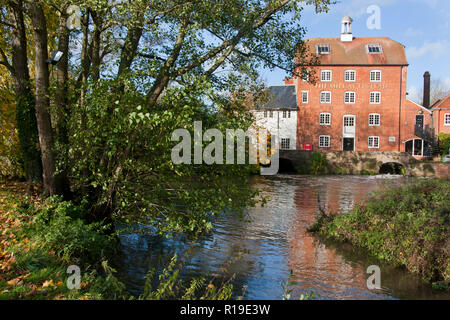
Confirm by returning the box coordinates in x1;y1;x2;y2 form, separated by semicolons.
316;44;330;54
302;91;309;104
370;70;382;82
370;91;381;104
367;44;383;54
345;70;356;82
320;91;331;104
281;138;290;150
282;110;291;119
368;136;380;149
321;70;332;82
319;113;331;125
445;113;450;126
369;113;380;126
344;91;356;104
319;135;330;148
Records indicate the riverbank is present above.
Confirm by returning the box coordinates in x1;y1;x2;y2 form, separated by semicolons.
0;179;237;300
309;179;450;290
0;179;128;299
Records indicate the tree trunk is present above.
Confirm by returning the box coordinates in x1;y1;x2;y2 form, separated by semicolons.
9;0;42;182
91;11;103;81
55;6;72;198
30;2;59;196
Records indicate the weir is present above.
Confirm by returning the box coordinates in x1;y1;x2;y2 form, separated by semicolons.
278;150;450;178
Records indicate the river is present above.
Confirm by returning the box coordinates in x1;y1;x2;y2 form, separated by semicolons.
116;175;450;300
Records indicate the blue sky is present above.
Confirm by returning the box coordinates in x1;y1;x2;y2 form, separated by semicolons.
261;0;450;102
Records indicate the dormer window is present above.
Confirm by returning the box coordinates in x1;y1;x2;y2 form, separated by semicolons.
367;44;383;54
316;44;330;54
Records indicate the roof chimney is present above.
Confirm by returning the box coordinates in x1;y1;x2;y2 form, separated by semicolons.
341;16;353;42
423;71;430;109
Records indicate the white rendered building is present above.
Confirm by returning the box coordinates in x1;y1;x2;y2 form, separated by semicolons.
253;85;298;150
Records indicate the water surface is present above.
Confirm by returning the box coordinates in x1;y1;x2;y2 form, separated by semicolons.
116;175;450;300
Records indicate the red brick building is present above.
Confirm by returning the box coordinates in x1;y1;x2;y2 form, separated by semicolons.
431;93;450;136
402;98;433;157
288;16;420;153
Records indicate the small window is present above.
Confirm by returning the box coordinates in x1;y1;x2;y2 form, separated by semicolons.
302;91;309;104
316;44;330;54
269;111;273;118
321;70;332;82
281;138;290;150
302;70;309;82
370;92;381;104
345;70;356;82
368;136;380;148
263;111;267;118
320;91;331;104
369;113;380;126
370;70;382;82
282;110;291;119
319;135;330;148
445;114;450;126
344;92;355;104
319;113;331;125
367;44;383;54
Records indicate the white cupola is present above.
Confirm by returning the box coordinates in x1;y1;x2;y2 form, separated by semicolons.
341;16;353;42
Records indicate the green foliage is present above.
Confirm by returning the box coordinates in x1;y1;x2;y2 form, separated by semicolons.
0;189;128;299
0;81;25;178
310;180;450;287
29;196;114;265
67;76;259;237
438;133;450;156
141;254;234;300
281;270;319;300
310;151;328;175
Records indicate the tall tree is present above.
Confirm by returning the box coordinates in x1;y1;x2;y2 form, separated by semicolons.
2;0;42;182
30;1;59;196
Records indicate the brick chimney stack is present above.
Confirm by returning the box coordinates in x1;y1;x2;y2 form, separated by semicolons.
423;71;430;109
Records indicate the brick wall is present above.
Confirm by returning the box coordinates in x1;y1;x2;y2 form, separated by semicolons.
294;65;407;152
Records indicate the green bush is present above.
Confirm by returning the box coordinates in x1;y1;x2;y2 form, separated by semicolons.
310;152;328;175
438;133;450;156
310;179;450;286
31;196;115;265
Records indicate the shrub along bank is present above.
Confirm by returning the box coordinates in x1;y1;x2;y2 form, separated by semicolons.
0;180;128;299
309;179;449;289
0;180;237;299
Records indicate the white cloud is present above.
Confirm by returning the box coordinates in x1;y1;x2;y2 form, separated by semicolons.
406;40;449;59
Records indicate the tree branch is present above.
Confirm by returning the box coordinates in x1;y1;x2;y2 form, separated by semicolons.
0;47;14;74
173;0;291;77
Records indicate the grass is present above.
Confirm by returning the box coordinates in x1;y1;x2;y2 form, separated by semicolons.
309;179;450;288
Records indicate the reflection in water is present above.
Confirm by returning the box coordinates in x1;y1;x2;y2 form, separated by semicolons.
116;175;450;300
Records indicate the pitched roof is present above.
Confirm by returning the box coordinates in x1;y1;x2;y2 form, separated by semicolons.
302;37;408;66
431;93;450;110
405;99;432;114
257;86;298;110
